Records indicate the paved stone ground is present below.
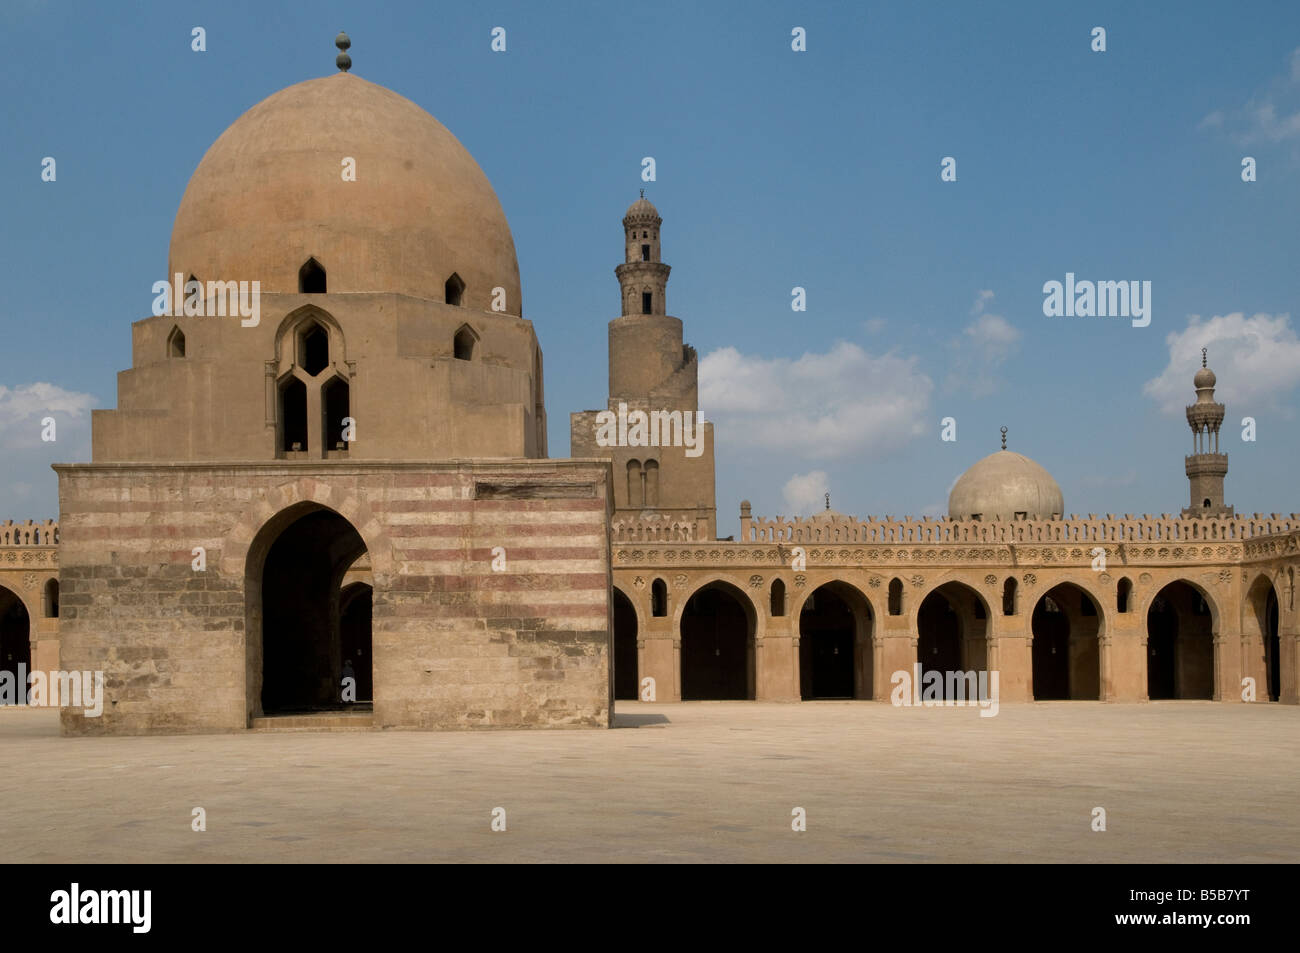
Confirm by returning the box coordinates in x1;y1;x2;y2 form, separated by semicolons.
1;701;1296;863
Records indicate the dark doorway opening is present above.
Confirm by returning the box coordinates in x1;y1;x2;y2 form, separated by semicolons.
1146;581;1214;700
917;590;963;698
1264;587;1280;702
259;507;368;714
0;589;30;702
681;584;753;700
339;583;373;704
613;588;639;700
799;586;856;699
1031;597;1070;699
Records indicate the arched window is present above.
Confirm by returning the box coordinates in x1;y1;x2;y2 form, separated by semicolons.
43;578;59;618
641;291;652;314
280;377;308;452
167;326;186;358
1117;577;1131;614
322;376;350;452
445;273;465;307
1203;498;1212;509
1002;577;1017;616
298;258;326;293
453;324;478;361
626;460;643;507
651;578;667;617
298;321;329;376
643;460;659;507
888;578;903;616
770;579;785;617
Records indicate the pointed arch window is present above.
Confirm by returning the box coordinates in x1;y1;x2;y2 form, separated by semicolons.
643;460;659;507
445;273;465;307
454;324;479;361
651;579;667;617
167;326;186;358
299;321;329;376
888;578;903;616
279;377;308;452
626;460;643;507
322;376;351;451
299;258;326;293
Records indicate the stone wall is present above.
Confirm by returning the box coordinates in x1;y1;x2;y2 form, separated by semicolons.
54;460;613;734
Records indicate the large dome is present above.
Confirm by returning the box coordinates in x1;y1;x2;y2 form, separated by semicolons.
168;72;521;313
948;449;1064;521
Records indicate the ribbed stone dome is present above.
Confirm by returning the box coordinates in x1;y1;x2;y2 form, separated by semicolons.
624;196;660;222
168;72;521;314
948;450;1064;521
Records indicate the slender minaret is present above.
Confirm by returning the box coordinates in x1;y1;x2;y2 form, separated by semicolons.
569;195;717;539
1182;348;1233;517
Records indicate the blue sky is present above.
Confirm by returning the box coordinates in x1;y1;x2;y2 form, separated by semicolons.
4;0;1300;533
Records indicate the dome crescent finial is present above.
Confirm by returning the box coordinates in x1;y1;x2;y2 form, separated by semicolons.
1000;426;1007;450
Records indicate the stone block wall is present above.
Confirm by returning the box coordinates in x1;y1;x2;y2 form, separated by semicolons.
54;460;613;734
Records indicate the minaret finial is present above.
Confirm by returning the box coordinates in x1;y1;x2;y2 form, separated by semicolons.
825;492;830;511
640;188;645;199
1000;426;1007;450
1202;347;1207;368
335;31;352;72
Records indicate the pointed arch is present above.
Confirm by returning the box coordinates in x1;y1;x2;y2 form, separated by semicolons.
770;578;786;617
887;577;904;616
273;306;347;366
453;323;479;361
445;272;465;307
167;325;186;359
651;578;668;617
298;257;326;293
43;578;59;618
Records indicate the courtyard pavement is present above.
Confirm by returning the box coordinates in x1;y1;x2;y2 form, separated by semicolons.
1;701;1296;863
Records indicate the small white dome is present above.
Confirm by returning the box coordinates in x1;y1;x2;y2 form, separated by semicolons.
948;450;1063;521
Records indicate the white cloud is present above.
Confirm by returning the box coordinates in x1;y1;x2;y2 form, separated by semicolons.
1199;47;1300;145
0;382;96;517
1143;312;1300;414
782;471;829;516
0;382;95;450
700;341;932;459
945;291;1022;397
863;317;887;334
